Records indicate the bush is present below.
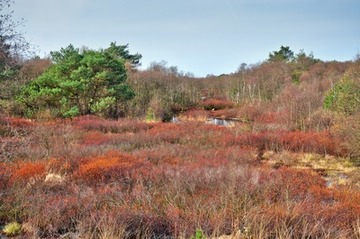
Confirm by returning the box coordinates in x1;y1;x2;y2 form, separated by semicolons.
73;115;151;133
81;131;116;146
74;150;145;185
10;161;46;185
237;130;341;156
1;117;360;238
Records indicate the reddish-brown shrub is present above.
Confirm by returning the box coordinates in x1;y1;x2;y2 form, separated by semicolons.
146;123;188;144
259;167;327;202
307;185;334;203
74;151;145;184
81;131;116;146
333;188;360;216
300;189;360;235
23;193;80;238
236;130;341;156
72;115;151;133
2;117;34;128
2;116;360;238
133;147;183;166
0;117;34;137
235;131;280;157
279;131;339;155
10;161;46;184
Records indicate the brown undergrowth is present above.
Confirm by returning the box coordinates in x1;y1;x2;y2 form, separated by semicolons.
0;116;359;238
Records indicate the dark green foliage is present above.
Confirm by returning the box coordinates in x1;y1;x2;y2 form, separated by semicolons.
268;46;294;62
106;42;142;67
18;43;138;118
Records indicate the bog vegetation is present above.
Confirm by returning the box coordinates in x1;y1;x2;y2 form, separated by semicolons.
0;1;360;238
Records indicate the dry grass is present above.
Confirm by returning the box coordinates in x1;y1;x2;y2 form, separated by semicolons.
263;151;360;188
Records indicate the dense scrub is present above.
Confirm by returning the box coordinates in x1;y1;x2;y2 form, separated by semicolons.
1;46;360;237
0;116;359;238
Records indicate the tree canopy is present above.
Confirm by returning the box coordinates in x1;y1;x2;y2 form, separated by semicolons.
268;46;295;62
19;43;139;118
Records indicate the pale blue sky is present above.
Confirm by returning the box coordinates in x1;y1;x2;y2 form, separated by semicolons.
12;0;360;77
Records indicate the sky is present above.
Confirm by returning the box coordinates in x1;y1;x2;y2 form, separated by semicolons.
11;0;360;77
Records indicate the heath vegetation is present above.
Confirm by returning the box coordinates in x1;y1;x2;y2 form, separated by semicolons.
0;1;359;237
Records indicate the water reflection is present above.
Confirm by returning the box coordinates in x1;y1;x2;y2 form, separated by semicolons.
208;118;233;126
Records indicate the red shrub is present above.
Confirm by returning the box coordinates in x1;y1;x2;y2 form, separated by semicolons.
307;185;334;203
0;117;34;137
81;131;116;145
333;188;360;216
2;117;34;128
24;193;80;237
236;130;341;155
74;151;145;184
134;147;183;166
10;161;46;184
259;167;327;202
279;131;339;155
146;123;188;144
236;131;280;154
302;188;360;233
73;115;151;133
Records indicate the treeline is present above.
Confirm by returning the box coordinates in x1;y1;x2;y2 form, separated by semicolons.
1;42;359;117
122;50;360;160
125;51;352;126
0;0;359;129
2;43;360;162
0;45;358;123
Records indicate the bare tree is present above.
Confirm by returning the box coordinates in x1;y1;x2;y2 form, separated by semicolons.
0;0;30;79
